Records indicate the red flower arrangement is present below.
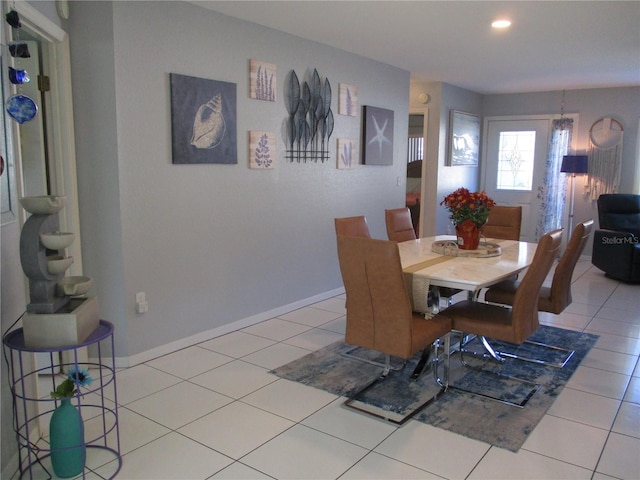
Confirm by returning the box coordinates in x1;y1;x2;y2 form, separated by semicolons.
440;188;496;227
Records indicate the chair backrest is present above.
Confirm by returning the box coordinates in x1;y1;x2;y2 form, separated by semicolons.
334;216;371;238
597;194;640;237
510;228;563;343
336;235;415;359
385;208;417;242
548;220;593;313
483;205;522;240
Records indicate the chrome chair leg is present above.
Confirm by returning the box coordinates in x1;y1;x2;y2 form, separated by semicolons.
340;346;405;371
492;339;575;369
343;335;450;425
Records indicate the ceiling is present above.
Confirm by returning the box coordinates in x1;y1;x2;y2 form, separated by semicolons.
191;1;640;94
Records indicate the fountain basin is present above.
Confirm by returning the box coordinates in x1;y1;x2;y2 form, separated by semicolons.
57;276;92;296
47;255;73;274
40;232;75;250
22;296;99;348
19;195;66;215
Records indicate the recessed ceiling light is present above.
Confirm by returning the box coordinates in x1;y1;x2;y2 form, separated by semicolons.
492;19;512;29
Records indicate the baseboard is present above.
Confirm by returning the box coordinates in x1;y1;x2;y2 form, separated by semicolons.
111;287;345;368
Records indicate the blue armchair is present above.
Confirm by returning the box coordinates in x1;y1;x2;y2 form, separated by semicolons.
591;194;640;282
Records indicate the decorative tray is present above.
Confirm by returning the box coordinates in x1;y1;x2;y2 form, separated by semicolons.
431;240;502;258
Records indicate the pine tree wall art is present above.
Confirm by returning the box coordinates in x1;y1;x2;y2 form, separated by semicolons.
339;83;358;116
250;60;276;102
249;131;276;169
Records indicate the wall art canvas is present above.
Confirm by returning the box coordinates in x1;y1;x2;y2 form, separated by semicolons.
249;60;276;102
249;131;276;169
284;68;333;163
170;73;237;164
337;138;356;169
447;110;480;166
338;83;358;116
362;106;394;165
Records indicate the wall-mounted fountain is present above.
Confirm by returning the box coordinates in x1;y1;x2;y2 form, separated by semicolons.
19;195;99;348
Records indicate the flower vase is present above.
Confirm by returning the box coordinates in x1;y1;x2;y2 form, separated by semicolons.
49;398;86;478
455;219;481;250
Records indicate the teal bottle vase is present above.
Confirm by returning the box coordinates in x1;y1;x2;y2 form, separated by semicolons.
49;398;86;478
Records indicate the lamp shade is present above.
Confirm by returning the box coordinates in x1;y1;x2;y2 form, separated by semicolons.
561;155;588;174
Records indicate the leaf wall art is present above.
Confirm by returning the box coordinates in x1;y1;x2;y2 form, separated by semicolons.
284;68;334;163
249;131;276;169
338;83;358;117
337;138;356;169
249;60;276;102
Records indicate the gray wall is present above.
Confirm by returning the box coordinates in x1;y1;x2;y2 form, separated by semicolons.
483;87;640;253
409;81;640;253
67;1;410;360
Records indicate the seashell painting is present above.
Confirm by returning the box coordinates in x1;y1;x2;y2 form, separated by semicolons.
190;93;226;149
170;73;237;164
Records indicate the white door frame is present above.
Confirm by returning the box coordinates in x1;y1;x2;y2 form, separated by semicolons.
11;0;83;274
481;114;579;243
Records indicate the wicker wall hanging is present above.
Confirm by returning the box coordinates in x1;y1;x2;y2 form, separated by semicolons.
587;117;623;196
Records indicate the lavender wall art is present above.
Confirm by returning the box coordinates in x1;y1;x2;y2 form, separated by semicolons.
170;73;237;164
337;139;356;169
338;83;358;117
249;131;276;169
284;68;334;163
250;60;276;102
362;106;394;166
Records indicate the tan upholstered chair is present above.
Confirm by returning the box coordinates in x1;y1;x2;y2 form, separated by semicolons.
442;229;563;367
385;207;460;307
483;206;522;241
485;220;593;315
385;208;417;243
334;216;371;238
336;235;452;424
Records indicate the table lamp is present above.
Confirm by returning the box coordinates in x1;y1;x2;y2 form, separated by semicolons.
561;155;588;234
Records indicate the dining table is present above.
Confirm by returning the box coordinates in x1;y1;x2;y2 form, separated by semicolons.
399;235;538;313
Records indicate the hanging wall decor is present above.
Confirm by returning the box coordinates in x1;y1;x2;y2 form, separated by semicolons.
362;106;394;165
447;110;480;166
170;73;237;164
249;60;276;102
337;138;356;169
587;117;623;196
249;131;276;169
338;83;358;116
5;10;38;125
284;68;334;163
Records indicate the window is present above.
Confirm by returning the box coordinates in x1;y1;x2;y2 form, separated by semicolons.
496;131;536;190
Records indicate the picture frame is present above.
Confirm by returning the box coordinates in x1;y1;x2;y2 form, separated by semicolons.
170;73;237;164
447;110;480;166
362;106;394;165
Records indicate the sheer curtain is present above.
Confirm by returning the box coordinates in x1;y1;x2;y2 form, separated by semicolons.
536;118;573;239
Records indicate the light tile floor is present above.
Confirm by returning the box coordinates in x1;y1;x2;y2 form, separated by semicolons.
32;260;640;479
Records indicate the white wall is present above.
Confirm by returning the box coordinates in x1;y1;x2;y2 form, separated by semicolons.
68;1;410;360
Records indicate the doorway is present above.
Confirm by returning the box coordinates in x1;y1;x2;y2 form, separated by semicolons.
483;118;550;242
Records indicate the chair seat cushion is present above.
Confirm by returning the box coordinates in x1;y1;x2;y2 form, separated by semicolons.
410;312;451;357
485;281;554;311
444;300;532;345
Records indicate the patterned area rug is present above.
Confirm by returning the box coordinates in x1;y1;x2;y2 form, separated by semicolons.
271;326;598;452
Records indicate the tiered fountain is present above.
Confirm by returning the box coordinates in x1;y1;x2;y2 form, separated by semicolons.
19;195;99;348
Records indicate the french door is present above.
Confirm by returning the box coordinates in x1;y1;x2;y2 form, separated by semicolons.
483;117;551;242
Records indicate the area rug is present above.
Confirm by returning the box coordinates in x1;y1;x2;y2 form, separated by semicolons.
270;325;598;452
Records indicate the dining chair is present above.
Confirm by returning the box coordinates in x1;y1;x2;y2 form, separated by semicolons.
334;215;371;238
441;228;563;370
385;207;461;308
485;220;593;315
336;235;452;424
385;208;417;242
482;205;522;240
